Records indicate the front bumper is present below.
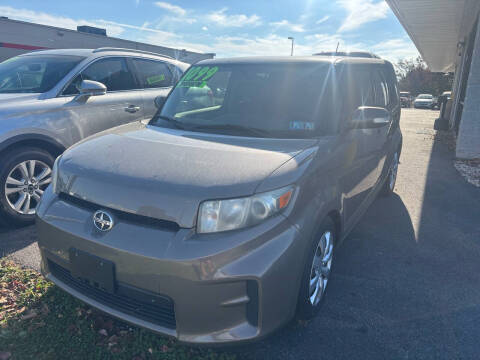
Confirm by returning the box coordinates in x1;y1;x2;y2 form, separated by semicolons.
414;102;433;108
36;188;306;344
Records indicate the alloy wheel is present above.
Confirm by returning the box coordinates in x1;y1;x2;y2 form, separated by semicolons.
389;152;399;191
308;231;333;306
4;160;52;215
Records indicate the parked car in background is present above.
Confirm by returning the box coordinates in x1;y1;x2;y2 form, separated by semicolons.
413;94;435;109
0;48;188;225
399;91;412;107
37;56;402;344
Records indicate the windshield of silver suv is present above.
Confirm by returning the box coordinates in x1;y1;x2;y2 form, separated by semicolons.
417;94;433;99
151;62;337;138
0;55;84;93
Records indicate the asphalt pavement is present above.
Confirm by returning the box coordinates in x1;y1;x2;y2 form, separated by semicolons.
1;109;479;359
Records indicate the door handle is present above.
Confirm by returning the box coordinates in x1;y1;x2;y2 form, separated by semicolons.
124;105;141;113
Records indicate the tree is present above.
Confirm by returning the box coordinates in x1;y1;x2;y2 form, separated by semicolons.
395;56;453;96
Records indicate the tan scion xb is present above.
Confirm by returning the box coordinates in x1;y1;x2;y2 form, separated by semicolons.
37;55;402;344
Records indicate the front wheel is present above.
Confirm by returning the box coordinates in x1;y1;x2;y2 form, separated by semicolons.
380;151;399;197
296;218;335;320
0;147;54;226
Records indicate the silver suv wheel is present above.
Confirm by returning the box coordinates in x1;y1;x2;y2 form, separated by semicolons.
4;160;52;215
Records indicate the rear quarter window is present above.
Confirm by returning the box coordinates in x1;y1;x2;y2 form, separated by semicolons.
132;59;174;88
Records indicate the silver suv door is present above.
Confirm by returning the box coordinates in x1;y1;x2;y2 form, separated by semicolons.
60;57;144;144
130;58;176;119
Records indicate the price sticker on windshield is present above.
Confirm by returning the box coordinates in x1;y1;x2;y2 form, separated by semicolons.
178;66;219;88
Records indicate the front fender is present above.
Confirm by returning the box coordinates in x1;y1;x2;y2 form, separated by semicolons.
0;131;67;154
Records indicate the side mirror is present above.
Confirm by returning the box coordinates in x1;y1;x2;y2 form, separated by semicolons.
349;106;391;129
154;96;165;109
75;80;106;100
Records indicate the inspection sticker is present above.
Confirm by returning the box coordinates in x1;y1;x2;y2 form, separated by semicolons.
289;121;315;130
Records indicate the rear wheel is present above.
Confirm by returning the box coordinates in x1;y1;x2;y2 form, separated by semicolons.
0;147;54;226
296;218;335;320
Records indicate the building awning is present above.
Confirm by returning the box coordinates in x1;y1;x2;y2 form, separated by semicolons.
386;0;480;72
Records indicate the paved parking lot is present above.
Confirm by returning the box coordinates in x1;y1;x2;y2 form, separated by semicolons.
1;109;479;359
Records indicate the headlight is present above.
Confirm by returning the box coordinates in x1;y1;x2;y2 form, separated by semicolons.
51;156;61;194
197;186;294;233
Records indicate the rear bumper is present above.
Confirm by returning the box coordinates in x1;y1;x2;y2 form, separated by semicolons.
36;188;306;344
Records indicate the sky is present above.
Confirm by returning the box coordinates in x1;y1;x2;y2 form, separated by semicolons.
0;0;420;63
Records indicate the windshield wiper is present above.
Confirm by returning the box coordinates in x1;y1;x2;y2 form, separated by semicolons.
153;115;189;130
187;123;270;137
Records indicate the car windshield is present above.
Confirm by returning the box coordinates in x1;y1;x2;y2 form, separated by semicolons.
0;55;84;93
151;62;338;138
417;94;433;99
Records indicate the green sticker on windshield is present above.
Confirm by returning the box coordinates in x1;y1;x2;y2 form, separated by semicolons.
146;74;165;85
178;66;218;88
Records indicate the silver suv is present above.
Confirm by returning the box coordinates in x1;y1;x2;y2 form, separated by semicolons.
0;48;189;225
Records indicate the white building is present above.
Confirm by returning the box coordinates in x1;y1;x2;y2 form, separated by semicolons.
386;0;480;159
0;17;214;64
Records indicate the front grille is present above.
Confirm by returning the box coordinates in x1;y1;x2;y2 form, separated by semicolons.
48;260;176;329
58;193;179;231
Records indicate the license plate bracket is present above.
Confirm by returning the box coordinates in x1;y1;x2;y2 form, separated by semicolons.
69;248;115;293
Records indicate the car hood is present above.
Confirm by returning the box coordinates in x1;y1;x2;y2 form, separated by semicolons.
58;123;318;228
0;93;42;118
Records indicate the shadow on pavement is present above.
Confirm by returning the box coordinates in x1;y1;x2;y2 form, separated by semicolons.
409;133;480;359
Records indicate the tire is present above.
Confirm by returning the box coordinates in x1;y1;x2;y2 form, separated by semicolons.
0;147;55;226
296;218;336;320
380;151;399;197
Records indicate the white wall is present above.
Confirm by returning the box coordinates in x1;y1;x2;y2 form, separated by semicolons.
456;19;480;159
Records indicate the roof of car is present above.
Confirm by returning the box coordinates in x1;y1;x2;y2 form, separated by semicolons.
21;48;95;57
197;56;389;66
20;48;182;63
313;51;381;59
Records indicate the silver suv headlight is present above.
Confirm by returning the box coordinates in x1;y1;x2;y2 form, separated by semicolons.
51;156;61;194
197;185;295;233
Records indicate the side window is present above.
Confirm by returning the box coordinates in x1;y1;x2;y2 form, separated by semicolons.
372;70;388;107
391;82;399;105
383;69;399;106
131;59;173;88
344;68;375;112
63;57;136;95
